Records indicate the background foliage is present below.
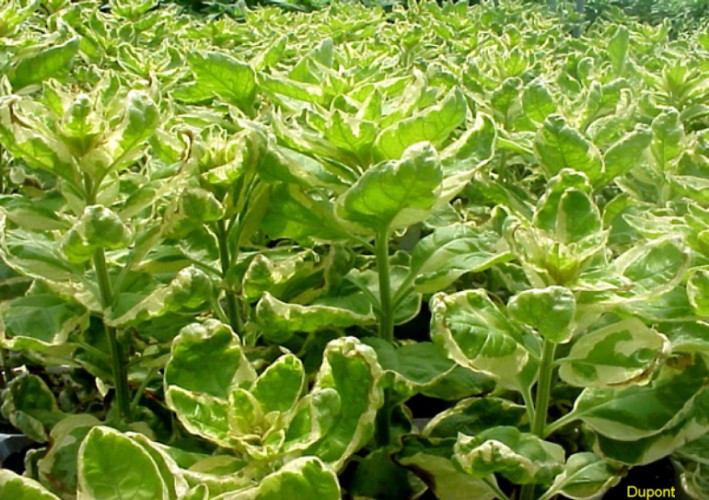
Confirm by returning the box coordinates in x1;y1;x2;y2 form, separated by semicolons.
0;0;708;499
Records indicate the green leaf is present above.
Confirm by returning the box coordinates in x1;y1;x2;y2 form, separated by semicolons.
251;354;305;415
167;388;231;447
78;426;168;500
534;115;604;182
0;262;31;301
1;374;66;442
201;128;267;187
164;320;255;399
650;107;684;172
363;338;494;401
0;105;74;181
242;249;323;302
305;337;384;470
611;237;689;301
336;142;442;233
163;266;212;310
438;113;497;204
227;388;263;441
37;414;101;497
508;286;576;344
348;448;422;500
558;319;669;387
672;175;709;204
622;287;697;323
108;266;212;327
188;52;257;111
430;290;531;391
259;147;344;190
105;90;159;173
580;80;626;129
535;185;603;245
680;463;709;500
454;427;565;485
675;434;709;464
523;79;557;124
373;87;466;161
164;187;224;238
423;397;527;439
346;265;421;325
0;194;68;231
258;73;327;105
261;184;351;244
325;110;378;164
607;26;630;75
687;268;709;317
491;77;522;118
657;321;709;354
539;453;623;500
255;292;374;343
0;283;88;353
397;436;497;500
61;205;132;263
9;38;80;90
592;387;708;465
410;223;512;294
125;434;192;499
283;388;341;454
570;354;708;441
0;0;37;38
220;457;340;500
597;126;652;187
0;469;60;500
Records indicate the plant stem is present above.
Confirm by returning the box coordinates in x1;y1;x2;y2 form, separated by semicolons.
0;348;13;387
521;387;536;427
532;340;557;436
93;248;131;421
483;476;512;500
374;231;396;446
572;0;585;38
130;368;157;411
216;219;240;333
375;389;394;447
520;339;557;500
374;231;394;342
545;411;577;438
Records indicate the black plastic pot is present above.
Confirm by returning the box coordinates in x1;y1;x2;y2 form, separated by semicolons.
0;433;35;474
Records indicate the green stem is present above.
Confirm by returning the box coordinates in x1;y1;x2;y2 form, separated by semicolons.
374;231;396;446
483;476;511;500
93;248;131;421
391;273;415;310
211;295;230;326
77;341;111;363
498;149;509;176
374;231;394;342
130;368;157;411
532;340;557;436
573;0;586;38
520;339;557;500
216;219;241;333
521;387;536;428
0;348;13;387
375;389;394;447
545;411;578;438
83;175;96;205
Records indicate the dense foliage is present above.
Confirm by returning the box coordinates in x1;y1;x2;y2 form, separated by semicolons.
172;0;709;34
0;0;708;498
